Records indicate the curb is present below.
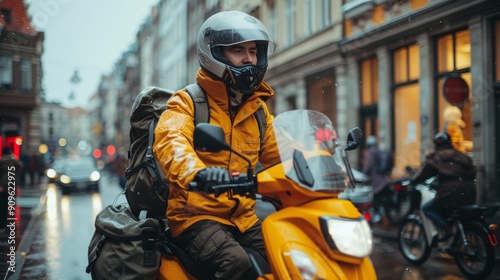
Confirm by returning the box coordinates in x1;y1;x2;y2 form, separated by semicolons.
3;188;48;280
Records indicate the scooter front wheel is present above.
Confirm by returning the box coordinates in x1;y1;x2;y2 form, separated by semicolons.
454;226;495;279
398;217;431;265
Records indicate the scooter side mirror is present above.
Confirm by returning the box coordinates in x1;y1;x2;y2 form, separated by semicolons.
345;127;363;151
193;123;231;152
193;123;254;179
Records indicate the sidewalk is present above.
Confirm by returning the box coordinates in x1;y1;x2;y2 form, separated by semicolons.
371;211;500;264
0;184;48;280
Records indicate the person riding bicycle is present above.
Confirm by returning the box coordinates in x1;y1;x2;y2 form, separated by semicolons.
153;11;280;280
410;132;476;239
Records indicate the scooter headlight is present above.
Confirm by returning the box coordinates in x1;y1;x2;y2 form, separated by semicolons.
320;216;373;258
284;250;317;280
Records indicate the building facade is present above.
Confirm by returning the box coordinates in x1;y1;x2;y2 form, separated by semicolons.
91;0;500;204
339;0;500;203
0;0;44;158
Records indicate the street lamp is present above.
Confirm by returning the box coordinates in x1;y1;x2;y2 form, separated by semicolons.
69;69;81;101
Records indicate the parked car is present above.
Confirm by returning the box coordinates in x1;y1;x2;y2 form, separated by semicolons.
56;157;101;194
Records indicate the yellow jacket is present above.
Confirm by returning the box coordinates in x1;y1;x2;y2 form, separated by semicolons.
154;69;280;237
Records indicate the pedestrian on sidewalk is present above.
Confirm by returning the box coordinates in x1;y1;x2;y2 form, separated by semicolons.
362;135;392;223
0;147;21;228
26;150;39;187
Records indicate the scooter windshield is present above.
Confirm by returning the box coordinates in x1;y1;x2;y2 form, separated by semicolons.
272;110;349;193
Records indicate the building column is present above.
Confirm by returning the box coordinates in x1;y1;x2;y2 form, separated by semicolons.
338;58;361;167
469;16;490;203
376;47;390;151
416;33;434;158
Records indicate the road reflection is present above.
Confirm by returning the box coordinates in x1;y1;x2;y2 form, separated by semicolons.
45;184;61;277
19;181;114;279
92;192;102;220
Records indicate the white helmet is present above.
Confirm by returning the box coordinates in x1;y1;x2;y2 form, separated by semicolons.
197;11;275;95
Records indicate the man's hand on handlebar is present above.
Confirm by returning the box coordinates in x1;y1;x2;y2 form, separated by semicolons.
192;167;231;193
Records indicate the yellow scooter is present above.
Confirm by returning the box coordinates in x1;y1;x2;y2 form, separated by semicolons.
160;109;376;279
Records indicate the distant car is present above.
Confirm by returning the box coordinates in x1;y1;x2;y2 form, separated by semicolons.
56;157;101;194
45;158;67;183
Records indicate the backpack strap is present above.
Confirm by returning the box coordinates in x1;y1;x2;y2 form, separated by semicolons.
125;120;167;196
185;83;209;125
185;83;266;145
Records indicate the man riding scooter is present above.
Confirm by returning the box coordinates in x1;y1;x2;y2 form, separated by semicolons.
409;132;477;240
153;11;281;279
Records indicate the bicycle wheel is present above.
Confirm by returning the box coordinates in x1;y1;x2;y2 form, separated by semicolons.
398;217;431;265
454;226;495;279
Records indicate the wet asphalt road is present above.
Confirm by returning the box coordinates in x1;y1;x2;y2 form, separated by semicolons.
6;173;500;279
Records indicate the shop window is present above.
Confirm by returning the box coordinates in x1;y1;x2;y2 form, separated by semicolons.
359;56;379;161
361;57;378;105
394;44;420;83
0;55;13;90
20;58;32;91
437;29;471;74
436;29;472;151
393;44;420;173
394;84;421;170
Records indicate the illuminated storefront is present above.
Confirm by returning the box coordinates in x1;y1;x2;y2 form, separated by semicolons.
340;0;500;202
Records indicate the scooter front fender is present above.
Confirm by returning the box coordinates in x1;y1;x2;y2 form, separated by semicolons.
262;199;376;280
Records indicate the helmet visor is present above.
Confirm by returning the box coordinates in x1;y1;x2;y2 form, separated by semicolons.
206;28;276;54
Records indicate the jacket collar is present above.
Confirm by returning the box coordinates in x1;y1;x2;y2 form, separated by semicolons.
195;69;274;112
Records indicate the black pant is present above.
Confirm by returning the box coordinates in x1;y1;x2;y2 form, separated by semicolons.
174;220;267;280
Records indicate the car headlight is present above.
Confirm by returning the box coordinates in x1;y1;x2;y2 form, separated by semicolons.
320;216;373;258
89;171;100;181
60;175;71;184
46;168;58;179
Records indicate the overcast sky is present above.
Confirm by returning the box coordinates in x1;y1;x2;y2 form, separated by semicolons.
26;0;159;109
